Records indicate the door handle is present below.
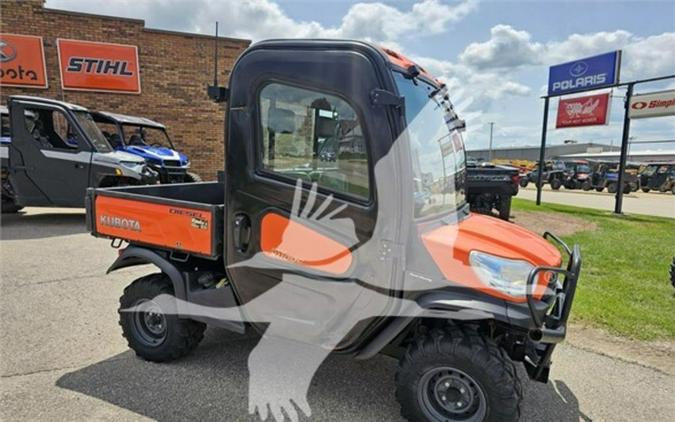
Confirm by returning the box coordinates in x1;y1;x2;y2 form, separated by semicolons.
233;214;251;252
74;163;85;169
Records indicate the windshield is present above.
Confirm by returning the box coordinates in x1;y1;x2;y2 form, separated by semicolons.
577;164;591;173
72;111;112;153
394;72;466;218
123;125;172;148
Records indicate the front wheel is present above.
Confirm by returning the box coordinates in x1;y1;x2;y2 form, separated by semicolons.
184;172;203;183
607;183;618;194
641;187;650;193
119;273;206;362
519;178;529;188
581;181;592;191
595;187;604;192
396;326;521;422
550;178;562;190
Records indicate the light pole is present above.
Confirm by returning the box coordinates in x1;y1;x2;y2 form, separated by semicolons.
488;122;494;162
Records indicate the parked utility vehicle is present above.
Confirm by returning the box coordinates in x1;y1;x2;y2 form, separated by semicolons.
561;159;592;190
520;160;566;189
466;158;520;220
589;161;638;193
92;111;201;184
86;40;580;422
1;96;158;213
640;163;675;194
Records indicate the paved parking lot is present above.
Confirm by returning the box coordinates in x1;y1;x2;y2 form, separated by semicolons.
1;208;674;421
518;186;675;218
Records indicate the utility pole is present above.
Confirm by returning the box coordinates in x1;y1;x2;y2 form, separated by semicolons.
488;122;494;161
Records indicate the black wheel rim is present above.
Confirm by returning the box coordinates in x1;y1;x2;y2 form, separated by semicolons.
131;299;168;347
418;366;487;422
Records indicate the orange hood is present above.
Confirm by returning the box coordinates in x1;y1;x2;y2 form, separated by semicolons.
421;214;562;302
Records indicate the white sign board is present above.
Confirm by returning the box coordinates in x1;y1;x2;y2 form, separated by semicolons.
629;90;675;119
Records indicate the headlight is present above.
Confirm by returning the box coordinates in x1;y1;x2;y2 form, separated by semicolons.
120;161;142;169
469;251;534;297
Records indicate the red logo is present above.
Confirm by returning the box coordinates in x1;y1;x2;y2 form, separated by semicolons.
556;93;610;128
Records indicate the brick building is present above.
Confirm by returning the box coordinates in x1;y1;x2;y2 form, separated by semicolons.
0;0;250;178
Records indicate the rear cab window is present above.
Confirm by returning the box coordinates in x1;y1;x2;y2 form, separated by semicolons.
257;82;370;200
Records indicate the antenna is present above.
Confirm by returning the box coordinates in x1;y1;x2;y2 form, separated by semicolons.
207;21;229;103
213;21;218;87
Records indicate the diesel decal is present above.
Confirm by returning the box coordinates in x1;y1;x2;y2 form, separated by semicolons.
169;208;205;218
99;215;141;232
66;57;134;76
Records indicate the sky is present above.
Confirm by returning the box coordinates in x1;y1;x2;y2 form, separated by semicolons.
45;0;675;152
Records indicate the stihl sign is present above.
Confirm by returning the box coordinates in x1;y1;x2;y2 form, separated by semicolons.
0;33;48;88
629;90;675;119
57;39;140;93
556;92;611;128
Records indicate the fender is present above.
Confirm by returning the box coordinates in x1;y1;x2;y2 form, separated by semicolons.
107;246;187;301
355;290;509;360
107;246;245;333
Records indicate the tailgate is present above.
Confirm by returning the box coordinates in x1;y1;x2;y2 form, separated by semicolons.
87;189;222;259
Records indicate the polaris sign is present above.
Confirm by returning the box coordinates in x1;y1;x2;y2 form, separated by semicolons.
548;51;621;96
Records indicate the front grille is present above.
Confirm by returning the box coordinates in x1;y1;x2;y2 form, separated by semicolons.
163;160;181;167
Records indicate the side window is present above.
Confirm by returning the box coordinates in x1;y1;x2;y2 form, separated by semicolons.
23;107;81;150
259;83;370;199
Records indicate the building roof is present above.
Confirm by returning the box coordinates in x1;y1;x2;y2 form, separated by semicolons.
93;111;165;129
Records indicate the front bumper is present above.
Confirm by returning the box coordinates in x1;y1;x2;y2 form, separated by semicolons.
523;232;581;382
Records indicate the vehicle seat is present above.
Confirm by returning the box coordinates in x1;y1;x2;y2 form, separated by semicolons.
109;133;123;148
129;134;144;146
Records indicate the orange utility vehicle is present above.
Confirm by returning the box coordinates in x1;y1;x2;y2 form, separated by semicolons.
87;40;581;422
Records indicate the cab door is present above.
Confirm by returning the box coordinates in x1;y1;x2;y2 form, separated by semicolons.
8;100;92;207
224;43;405;350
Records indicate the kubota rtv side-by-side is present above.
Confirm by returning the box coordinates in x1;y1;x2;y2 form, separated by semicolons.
86;40;581;422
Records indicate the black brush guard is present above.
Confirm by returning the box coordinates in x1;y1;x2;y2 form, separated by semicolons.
524;232;581;382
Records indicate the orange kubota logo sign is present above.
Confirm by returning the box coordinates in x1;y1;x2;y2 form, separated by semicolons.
57;39;140;93
0;33;48;88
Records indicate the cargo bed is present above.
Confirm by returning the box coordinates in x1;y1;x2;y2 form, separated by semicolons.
86;182;224;259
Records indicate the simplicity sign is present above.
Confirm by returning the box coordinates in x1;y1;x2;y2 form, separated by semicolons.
548;51;621;96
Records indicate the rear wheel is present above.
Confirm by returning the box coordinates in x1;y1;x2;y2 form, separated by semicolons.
519;178;529;188
119;273;205;362
607;183;618;194
184;172;203;183
641;187;650;193
595;187;604;192
550;178;562;190
622;184;631;194
581;181;592;191
498;196;512;221
396;326;521;422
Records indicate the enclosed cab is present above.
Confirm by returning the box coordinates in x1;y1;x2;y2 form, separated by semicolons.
92;111;200;183
86;40;580;422
2;96;158;212
640;162;675;194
